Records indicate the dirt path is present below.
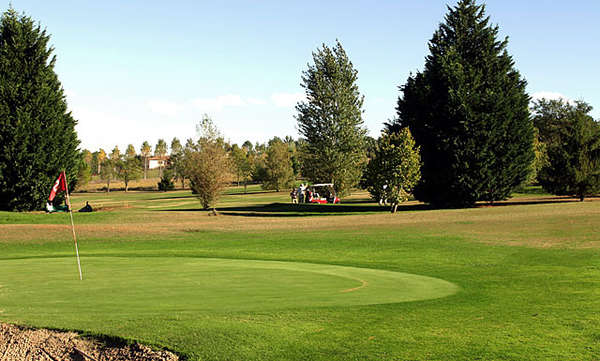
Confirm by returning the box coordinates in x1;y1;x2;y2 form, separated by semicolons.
0;323;178;361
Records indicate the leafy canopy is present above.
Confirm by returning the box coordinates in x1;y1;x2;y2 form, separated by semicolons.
363;128;421;213
296;40;367;197
534;99;600;200
186;115;233;210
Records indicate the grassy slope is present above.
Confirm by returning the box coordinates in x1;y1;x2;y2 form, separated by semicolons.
0;187;599;360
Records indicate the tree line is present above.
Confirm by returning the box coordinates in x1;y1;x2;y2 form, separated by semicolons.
0;0;598;212
77;126;302;194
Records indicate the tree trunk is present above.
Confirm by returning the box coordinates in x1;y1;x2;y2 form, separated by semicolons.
244;181;247;194
125;181;129;192
106;180;110;193
391;203;398;213
144;156;147;179
580;194;584;202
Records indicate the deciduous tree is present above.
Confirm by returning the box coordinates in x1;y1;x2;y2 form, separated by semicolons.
185;115;232;212
154;139;168;177
363;128;421;213
116;157;142;192
263;138;295;192
140;141;151;179
100;159;114;193
97;149;106;174
534;100;600;200
230;144;253;193
125;144;136;159
296;40;367;197
169;137;185;188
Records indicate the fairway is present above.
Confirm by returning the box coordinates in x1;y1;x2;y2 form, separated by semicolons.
1;187;599;360
0;257;458;317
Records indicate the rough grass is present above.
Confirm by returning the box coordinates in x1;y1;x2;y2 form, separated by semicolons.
0;186;599;360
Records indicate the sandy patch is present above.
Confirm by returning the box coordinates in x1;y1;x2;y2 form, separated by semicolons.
0;323;178;360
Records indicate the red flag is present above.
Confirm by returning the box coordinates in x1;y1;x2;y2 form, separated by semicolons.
48;172;67;201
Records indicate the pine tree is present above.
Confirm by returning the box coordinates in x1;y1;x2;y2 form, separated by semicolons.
296;40;367;197
392;0;533;207
0;8;79;210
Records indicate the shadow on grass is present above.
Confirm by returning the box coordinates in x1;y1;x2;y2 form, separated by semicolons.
148;194;197;201
479;197;582;207
149;190;276;201
154;195;587;217
157;202;435;217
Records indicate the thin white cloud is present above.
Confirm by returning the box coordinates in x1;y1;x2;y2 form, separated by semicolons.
146;92;304;117
531;91;574;104
271;92;305;107
247;97;268;105
192;94;247;112
146;100;182;117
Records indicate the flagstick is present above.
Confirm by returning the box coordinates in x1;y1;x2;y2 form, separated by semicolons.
64;171;83;281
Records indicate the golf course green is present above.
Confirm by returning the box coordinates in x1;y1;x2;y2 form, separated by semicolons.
0;186;598;360
0;257;458;317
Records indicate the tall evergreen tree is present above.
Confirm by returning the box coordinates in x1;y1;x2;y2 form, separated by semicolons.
0;8;79;210
296;40;367;197
392;0;533;207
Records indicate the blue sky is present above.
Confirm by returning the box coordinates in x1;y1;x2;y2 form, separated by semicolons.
10;0;600;152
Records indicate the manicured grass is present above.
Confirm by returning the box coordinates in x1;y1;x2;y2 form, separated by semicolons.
0;188;599;360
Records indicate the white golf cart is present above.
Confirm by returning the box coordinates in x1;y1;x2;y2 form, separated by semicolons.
306;183;340;204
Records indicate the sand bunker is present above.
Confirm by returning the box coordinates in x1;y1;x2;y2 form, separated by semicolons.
0;323;178;361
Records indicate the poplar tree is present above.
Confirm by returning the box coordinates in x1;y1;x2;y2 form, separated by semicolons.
393;0;533;207
0;9;79;210
169;137;185;188
296;40;367;197
155;139;168;177
97;148;107;174
140;141;151;179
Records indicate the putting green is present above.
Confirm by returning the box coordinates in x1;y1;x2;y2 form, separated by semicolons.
0;257;458;320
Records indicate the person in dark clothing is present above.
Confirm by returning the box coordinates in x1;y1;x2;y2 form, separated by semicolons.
79;201;93;212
